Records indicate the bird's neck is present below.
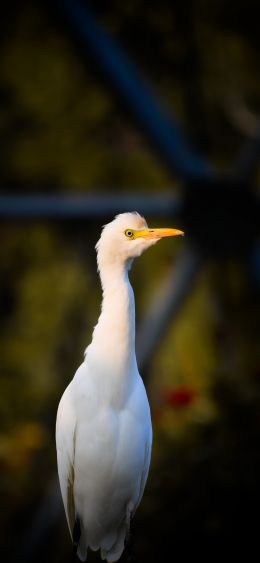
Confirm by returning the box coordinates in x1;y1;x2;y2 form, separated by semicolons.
87;260;136;377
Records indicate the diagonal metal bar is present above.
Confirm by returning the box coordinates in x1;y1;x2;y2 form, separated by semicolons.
137;246;202;376
56;0;214;183
0;193;181;219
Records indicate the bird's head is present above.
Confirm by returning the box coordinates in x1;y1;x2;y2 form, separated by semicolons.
96;212;184;272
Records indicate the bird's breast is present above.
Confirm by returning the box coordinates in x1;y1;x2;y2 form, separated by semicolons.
73;373;150;480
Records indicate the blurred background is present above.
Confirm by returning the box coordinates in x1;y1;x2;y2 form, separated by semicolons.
0;0;260;560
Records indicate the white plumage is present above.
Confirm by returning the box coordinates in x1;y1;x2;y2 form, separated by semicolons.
56;212;183;561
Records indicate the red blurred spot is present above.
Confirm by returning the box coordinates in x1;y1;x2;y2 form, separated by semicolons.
163;386;197;409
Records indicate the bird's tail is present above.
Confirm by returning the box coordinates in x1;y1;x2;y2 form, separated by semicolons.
72;517;88;561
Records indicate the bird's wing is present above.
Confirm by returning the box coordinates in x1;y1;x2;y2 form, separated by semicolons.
137;437;152;509
128;375;152;517
128;431;152;524
56;385;77;536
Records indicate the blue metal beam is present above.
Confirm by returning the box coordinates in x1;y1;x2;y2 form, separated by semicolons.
0;193;182;219
57;0;214;183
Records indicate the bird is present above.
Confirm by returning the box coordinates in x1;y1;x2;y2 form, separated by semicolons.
56;212;184;562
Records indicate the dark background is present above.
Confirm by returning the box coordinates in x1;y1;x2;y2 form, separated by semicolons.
0;0;260;560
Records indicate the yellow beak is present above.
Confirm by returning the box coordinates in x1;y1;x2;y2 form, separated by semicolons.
134;227;184;240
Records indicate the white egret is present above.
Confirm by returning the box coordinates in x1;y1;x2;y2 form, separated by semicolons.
56;212;184;562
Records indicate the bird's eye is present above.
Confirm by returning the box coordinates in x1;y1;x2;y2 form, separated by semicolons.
124;229;134;239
